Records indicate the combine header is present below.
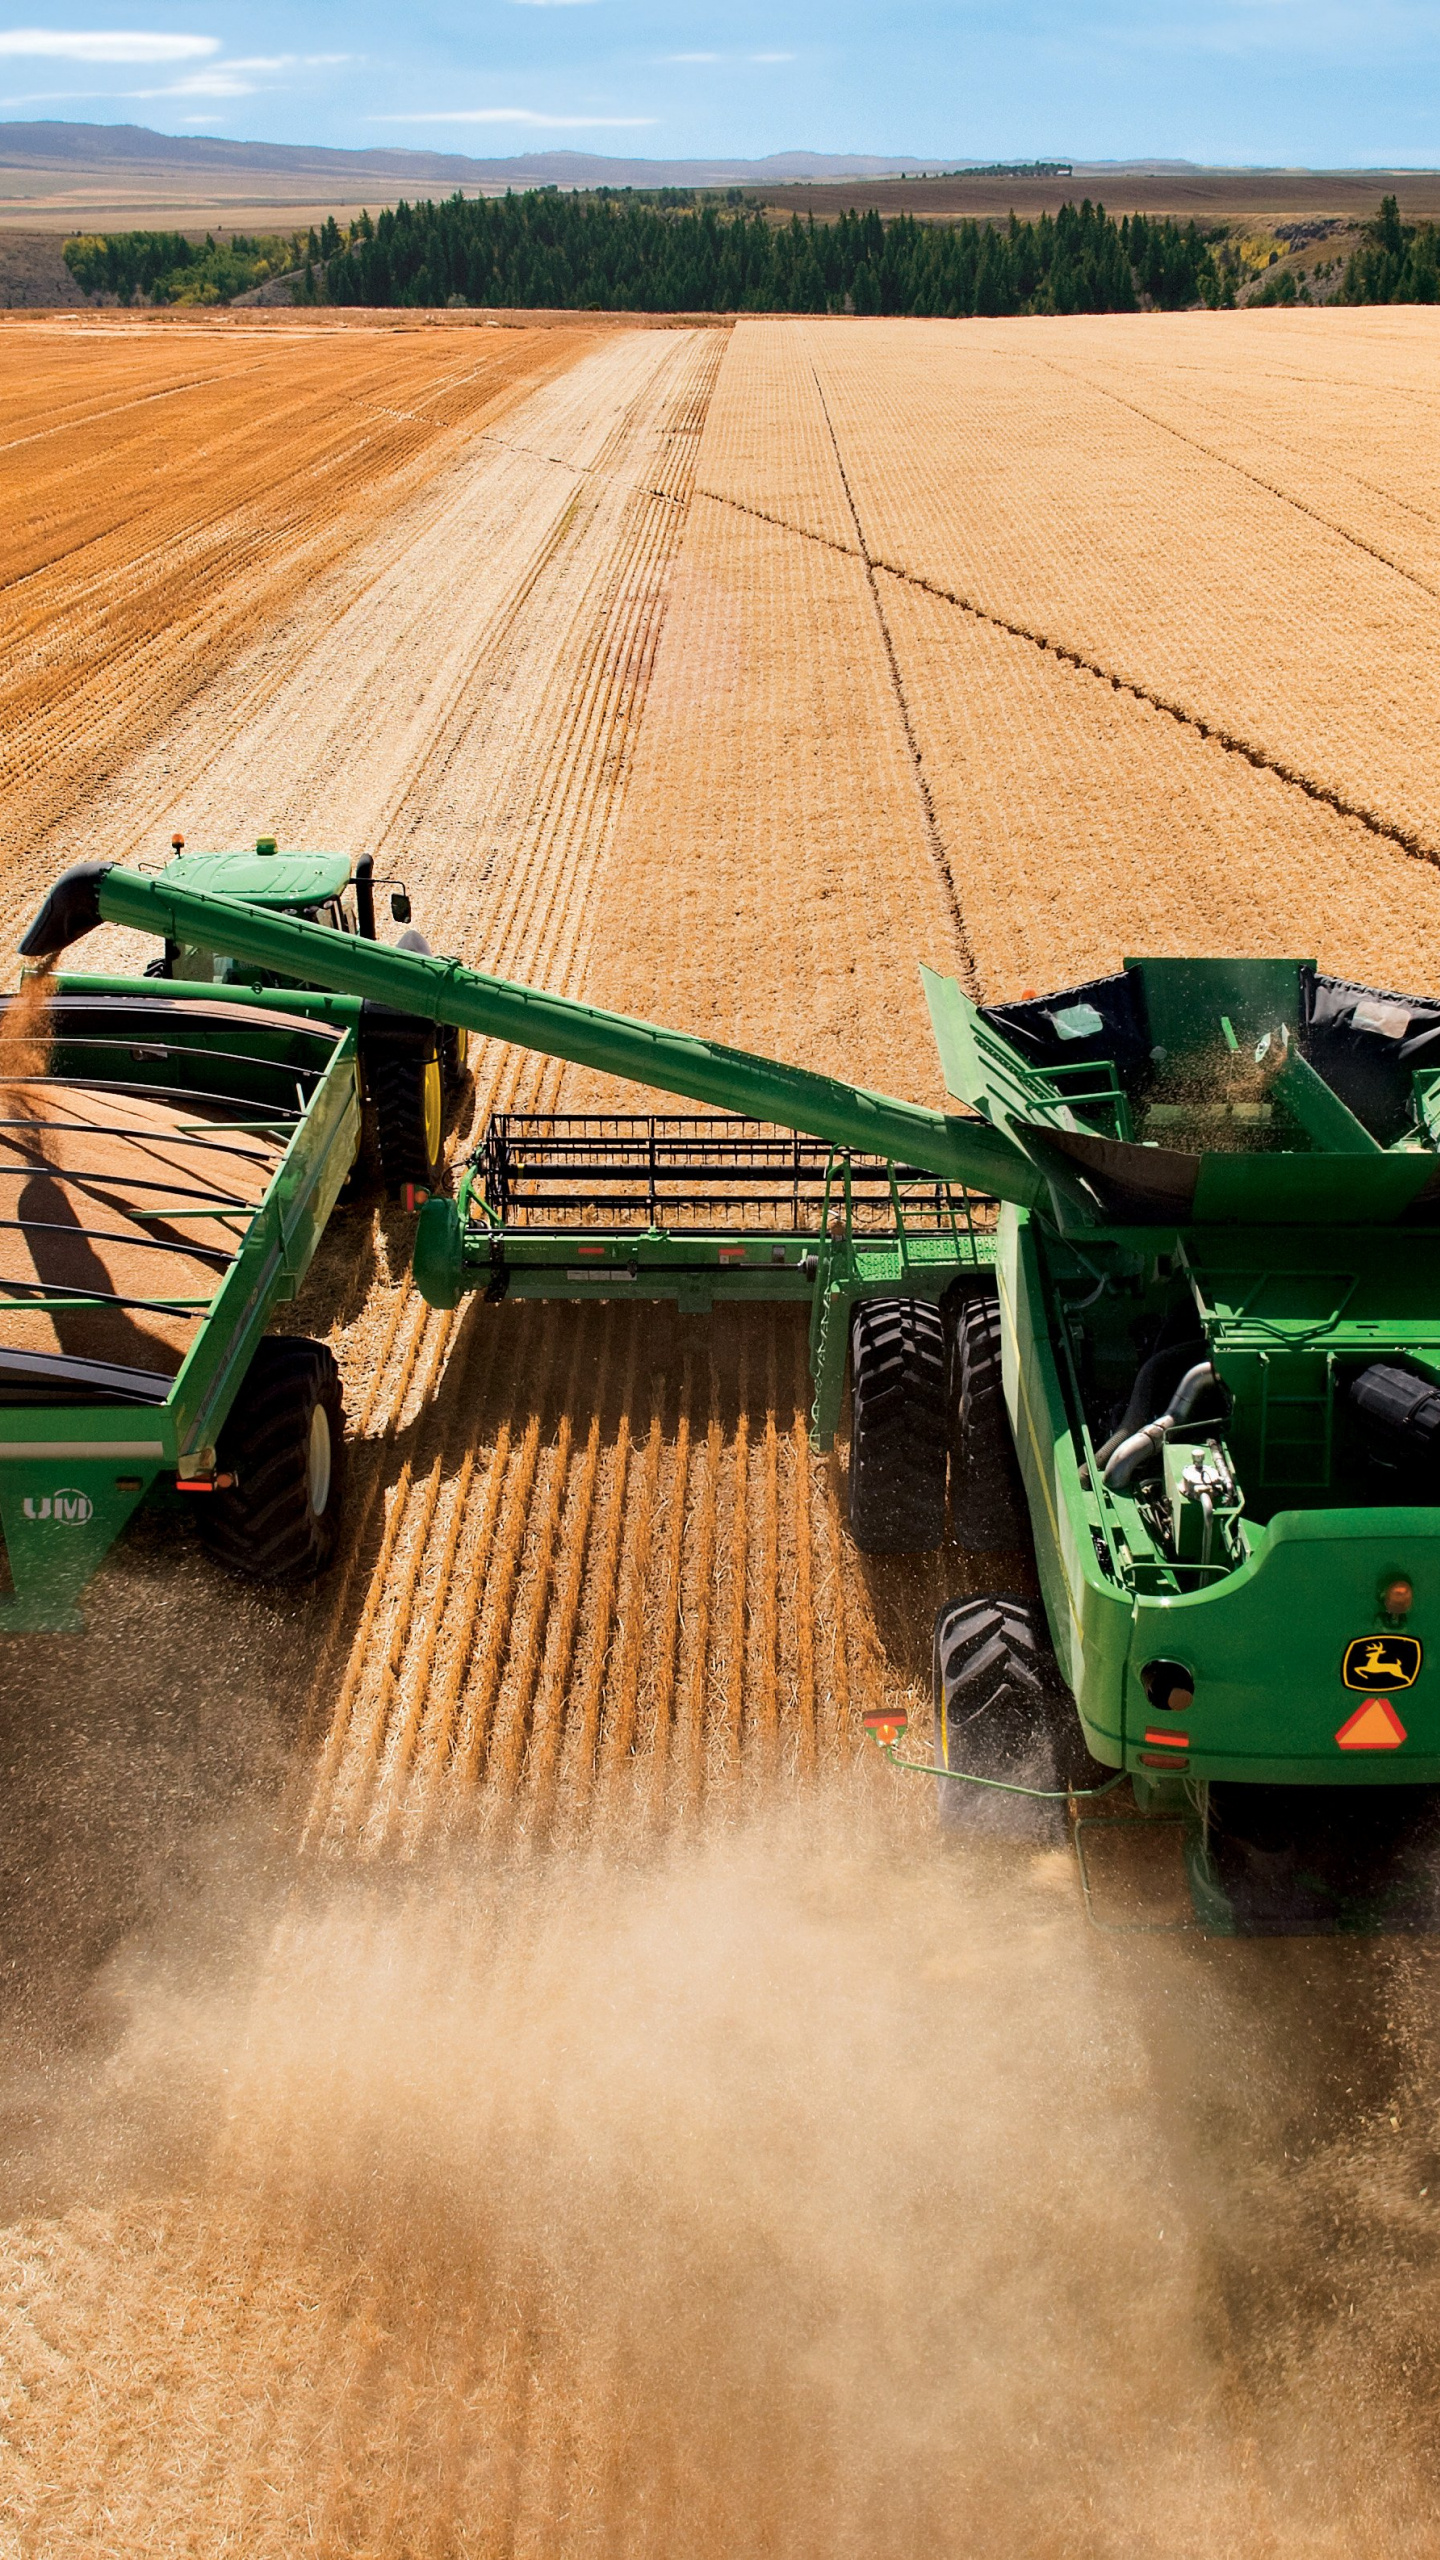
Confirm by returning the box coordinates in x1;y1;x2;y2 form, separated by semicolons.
18;856;1440;1930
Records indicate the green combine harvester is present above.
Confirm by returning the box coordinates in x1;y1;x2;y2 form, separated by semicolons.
16;855;1440;1930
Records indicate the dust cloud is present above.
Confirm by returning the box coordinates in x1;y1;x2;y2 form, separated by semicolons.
7;1777;1440;2554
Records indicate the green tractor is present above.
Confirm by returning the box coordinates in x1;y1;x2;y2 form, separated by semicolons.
145;834;469;1200
19;861;1440;1931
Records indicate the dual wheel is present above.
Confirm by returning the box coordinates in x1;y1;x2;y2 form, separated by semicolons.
848;1288;1102;1828
847;1285;1024;1556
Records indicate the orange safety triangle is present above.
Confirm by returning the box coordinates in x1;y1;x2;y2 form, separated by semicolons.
1335;1696;1408;1752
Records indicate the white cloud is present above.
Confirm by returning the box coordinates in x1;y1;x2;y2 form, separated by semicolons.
133;69;259;94
0;26;218;59
373;108;657;125
129;50;352;97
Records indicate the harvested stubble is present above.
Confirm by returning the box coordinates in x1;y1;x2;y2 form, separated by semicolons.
0;317;599;943
767;311;1440;858
8;312;1440;2555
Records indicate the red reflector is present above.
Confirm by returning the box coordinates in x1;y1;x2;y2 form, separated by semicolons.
1144;1727;1190;1749
176;1479;214;1493
855;1699;901;1740
577;1246;606;1257
718;1247;747;1263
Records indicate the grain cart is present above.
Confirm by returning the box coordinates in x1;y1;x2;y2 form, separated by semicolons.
0;846;457;1630
24;866;1440;1928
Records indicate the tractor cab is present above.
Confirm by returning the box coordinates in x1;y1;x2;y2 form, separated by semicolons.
148;838;412;989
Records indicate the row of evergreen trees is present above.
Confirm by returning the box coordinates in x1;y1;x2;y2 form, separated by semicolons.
61;192;1440;317
317;194;1226;318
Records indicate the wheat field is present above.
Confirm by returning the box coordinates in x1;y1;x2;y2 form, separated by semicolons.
4;307;1440;2555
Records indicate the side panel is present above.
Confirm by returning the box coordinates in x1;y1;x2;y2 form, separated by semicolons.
0;1459;158;1631
996;1208;1130;1765
167;1036;361;1467
1126;1510;1440;1784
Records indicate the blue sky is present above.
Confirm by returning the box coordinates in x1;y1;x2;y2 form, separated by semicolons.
1;2;1438;165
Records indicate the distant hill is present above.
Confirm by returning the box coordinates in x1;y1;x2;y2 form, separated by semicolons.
0;122;997;192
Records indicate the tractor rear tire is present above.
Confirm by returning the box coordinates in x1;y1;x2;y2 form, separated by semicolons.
932;1592;1102;1838
196;1336;346;1582
372;1040;444;1200
848;1296;948;1553
950;1289;1027;1552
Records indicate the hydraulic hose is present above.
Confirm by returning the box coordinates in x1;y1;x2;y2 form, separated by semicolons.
882;1737;1128;1802
1101;1360;1217;1491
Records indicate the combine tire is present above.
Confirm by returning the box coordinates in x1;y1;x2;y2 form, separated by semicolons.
932;1593;1103;1838
848;1295;948;1553
196;1336;345;1582
950;1289;1027;1552
372;1039;445;1200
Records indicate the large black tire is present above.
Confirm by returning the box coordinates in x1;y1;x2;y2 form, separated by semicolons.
196;1336;345;1582
932;1592;1103;1838
949;1289;1027;1552
372;1040;444;1200
848;1295;948;1553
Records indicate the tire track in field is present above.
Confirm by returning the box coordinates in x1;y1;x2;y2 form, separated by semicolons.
1063;357;1440;532
695;479;1440;873
285;329;731;1850
1013;350;1440;600
807;363;980;993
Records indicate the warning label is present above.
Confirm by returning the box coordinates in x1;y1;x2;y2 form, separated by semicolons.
1335;1697;1408;1752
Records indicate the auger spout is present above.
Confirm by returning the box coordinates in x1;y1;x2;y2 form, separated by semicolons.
22;862;1048;1210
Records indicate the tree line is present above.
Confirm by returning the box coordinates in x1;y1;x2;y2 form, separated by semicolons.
62;192;1440;317
311;194;1226;317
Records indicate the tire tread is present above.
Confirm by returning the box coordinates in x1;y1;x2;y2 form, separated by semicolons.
197;1336;345;1581
849;1295;948;1553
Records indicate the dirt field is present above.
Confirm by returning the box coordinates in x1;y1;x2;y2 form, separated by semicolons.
6;308;1440;2552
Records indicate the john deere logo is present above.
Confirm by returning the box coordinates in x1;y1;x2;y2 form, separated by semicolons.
20;1488;94;1526
1342;1633;1422;1691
